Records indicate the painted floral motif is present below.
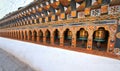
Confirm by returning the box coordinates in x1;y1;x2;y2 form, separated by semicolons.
109;5;120;14
91;9;101;16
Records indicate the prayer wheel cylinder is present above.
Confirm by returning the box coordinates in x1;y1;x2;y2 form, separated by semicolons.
79;29;88;40
94;28;105;42
68;31;72;39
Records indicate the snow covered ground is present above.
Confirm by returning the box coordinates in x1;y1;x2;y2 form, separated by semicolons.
0;37;120;71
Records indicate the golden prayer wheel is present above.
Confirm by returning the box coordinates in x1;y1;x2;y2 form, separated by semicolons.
94;28;106;48
54;32;60;39
79;29;88;40
34;31;36;35
46;31;49;37
94;28;105;42
67;31;72;39
39;32;43;37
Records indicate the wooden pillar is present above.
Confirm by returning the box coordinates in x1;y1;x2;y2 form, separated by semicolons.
4;32;6;37
60;33;64;47
24;32;26;40
32;32;34;41
72;35;76;48
28;34;31;41
37;32;40;42
11;32;13;38
16;33;18;39
20;32;23;40
9;32;10;37
43;33;46;44
17;32;19;39
15;32;17;39
10;32;12;38
14;32;16;38
26;32;28;40
107;33;115;53
36;36;40;42
107;36;111;52
87;38;93;50
18;32;20;39
13;32;15;38
7;32;9;37
51;33;54;45
87;31;93;50
43;36;46;44
12;32;14;38
6;32;8;37
7;32;8;37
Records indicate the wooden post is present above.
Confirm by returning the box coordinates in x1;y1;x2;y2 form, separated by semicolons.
37;34;40;42
51;36;54;45
87;31;93;50
43;33;46;44
72;35;76;48
60;35;64;47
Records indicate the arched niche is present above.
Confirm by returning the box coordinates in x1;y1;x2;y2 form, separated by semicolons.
92;27;109;51
64;28;72;46
76;28;88;48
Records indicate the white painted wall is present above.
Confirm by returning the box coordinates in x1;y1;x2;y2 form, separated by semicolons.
0;37;120;71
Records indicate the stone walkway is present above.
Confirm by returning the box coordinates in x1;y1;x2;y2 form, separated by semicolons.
0;48;35;71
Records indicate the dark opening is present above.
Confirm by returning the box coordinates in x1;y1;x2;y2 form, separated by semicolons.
33;31;37;42
39;30;43;42
46;30;51;44
29;31;32;41
92;27;109;51
54;29;60;45
21;31;24;40
64;29;72;46
25;31;28;40
76;28;88;48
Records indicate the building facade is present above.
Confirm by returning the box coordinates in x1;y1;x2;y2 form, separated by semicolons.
0;0;120;57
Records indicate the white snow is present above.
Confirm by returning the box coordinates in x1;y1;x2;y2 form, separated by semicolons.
0;37;120;71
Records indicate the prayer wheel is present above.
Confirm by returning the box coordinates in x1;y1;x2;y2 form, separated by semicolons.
79;29;88;40
54;32;60;39
46;31;50;38
39;31;43;37
94;28;105;42
34;31;36;36
67;30;72;39
79;29;88;47
94;28;106;48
